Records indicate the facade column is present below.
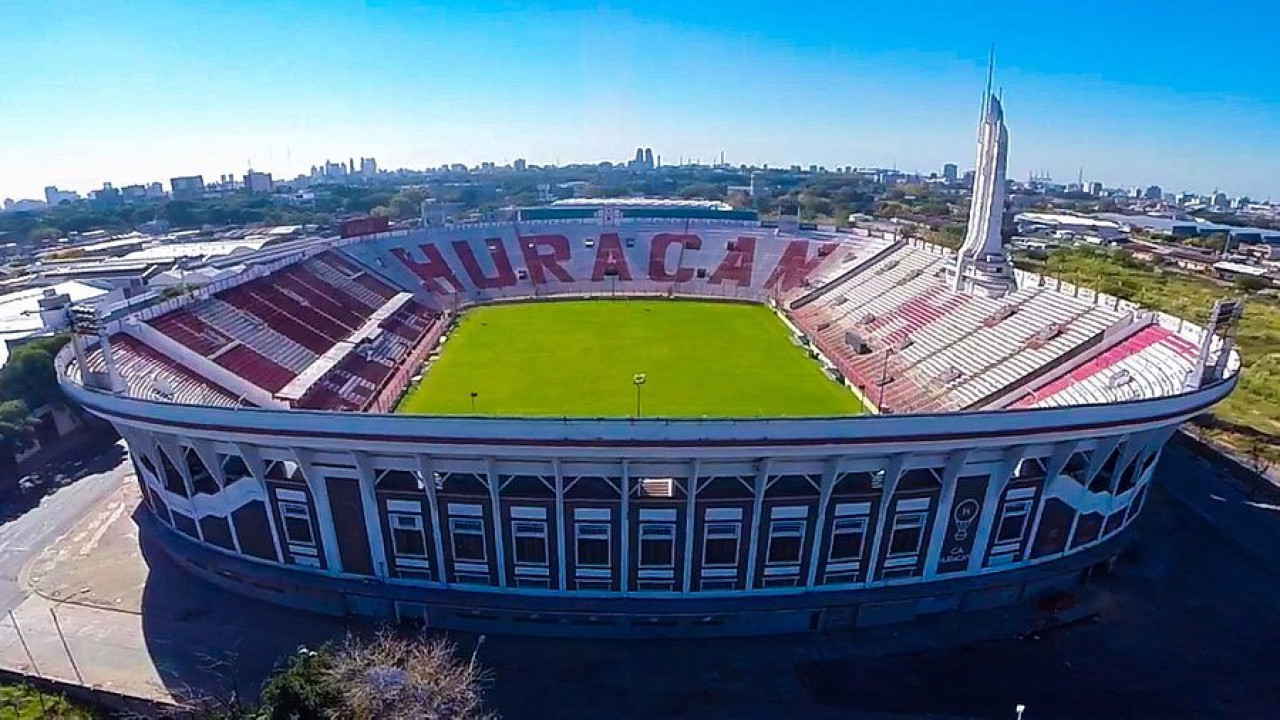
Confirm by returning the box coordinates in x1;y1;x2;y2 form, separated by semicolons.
351;451;390;580
805;457;842;588
619;460;630;594
414;455;448;586
237;443;283;563
682;459;700;595
921;449;972;580
1024;441;1077;562
743;460;771;590
192;438;241;555
965;446;1025;574
861;454;906;586
553;458;567;591
1066;436;1122;552
484;457;507;589
292;448;344;575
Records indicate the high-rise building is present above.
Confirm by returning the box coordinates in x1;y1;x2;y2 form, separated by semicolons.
1143;185;1163;201
644;148;654;169
942;163;959;183
244;170;273;194
1087;181;1104;196
360;157;378;177
170;175;205;200
513;158;527;172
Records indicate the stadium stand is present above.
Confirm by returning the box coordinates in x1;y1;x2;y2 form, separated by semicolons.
90;227;1223;420
80;335;241;407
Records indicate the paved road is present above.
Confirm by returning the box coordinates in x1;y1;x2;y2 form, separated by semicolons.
0;439;128;615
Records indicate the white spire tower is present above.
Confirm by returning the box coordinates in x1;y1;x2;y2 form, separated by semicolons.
952;57;1016;298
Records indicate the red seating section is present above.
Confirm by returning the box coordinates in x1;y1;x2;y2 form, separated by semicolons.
147;251;435;403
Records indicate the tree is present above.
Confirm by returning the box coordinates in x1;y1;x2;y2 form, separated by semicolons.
255;631;493;719
0;335;69;410
1234;275;1269;292
258;646;342;720
0;400;34;458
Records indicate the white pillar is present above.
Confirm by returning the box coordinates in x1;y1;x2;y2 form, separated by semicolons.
965;446;1024;574
553;458;568;591
619;460;630;593
744;460;771;590
484;457;507;589
292;448;344;575
921;449;972;580
237;443;283;563
192;439;241;555
862;455;905;585
682;459;700;594
351;451;389;580
415;455;448;586
805;457;841;588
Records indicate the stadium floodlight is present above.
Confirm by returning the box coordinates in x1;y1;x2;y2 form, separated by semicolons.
633;373;647;417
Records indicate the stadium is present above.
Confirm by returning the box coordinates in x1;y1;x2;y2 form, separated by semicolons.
57;96;1242;637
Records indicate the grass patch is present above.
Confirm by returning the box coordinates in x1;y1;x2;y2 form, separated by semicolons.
397;300;864;418
0;684;94;719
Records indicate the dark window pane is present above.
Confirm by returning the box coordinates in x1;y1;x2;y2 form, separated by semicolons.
283;516;313;545
888;525;923;557
514;535;547;565
829;519;867;560
393;528;426;558
453;532;485;561
767;535;802;564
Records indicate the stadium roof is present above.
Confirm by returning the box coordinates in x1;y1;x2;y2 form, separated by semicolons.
0;281;110;366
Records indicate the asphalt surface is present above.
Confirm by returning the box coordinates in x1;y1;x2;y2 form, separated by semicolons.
0;438;127;615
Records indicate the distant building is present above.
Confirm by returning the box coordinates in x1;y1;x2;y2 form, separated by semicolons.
749;171;770;199
1143;185;1163;201
1086;181;1104;196
43;186;79;206
513;158;527;172
629;147;656;172
89;183;121;207
120;184;148;201
170;175;205;200
942;163;958;183
1211;192;1229;208
244;170;273;194
1;198;46;213
359;157;378;177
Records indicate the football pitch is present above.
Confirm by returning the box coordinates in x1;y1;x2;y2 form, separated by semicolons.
396;299;865;418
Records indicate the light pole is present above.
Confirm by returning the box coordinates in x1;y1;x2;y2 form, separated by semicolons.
469;391;478;413
876;347;892;411
633;373;647;418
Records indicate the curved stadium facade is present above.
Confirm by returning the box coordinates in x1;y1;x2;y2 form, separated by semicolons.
57;99;1242;637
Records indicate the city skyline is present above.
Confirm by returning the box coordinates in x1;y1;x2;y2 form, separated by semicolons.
4;1;1279;200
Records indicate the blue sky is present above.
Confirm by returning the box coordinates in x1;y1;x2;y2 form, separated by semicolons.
3;0;1279;200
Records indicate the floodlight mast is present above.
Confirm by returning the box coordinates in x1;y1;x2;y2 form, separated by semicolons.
633;373;647;417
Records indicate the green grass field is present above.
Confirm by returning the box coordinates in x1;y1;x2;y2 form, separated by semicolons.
397;300;865;418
